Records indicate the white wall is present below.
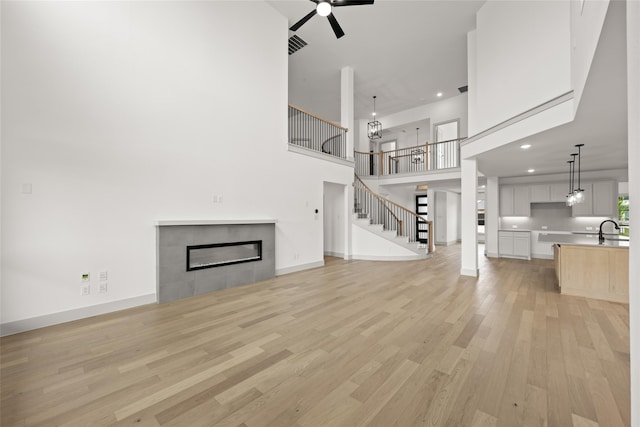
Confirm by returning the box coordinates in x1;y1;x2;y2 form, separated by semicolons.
1;2;353;328
357;94;468;152
351;225;419;260
627;0;640;421
472;0;571;133
571;0;610;111
449;192;461;242
434;191;460;245
323;182;346;257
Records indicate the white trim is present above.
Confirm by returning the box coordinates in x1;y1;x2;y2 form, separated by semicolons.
276;260;325;276
324;251;344;258
461;91;574;146
351;254;428;261
532;253;554;260
288;144;355;167
460;268;479;277
156;219;277;226
0;294;157;337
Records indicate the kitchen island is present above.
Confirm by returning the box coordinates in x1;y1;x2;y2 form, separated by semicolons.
539;233;629;303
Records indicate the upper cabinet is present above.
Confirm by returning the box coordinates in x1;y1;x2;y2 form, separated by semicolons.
572;180;617;217
499;180;617;218
530;183;567;202
500;185;530;216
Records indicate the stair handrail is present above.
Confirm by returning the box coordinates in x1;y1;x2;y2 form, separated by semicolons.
288;104;348;159
321;133;343;155
354;174;401;231
288;103;348;132
354;174;434;253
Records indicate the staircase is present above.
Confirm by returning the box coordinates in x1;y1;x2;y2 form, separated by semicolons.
353;174;433;258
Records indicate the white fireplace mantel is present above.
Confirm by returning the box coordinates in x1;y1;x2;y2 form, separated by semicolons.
156;219;278;226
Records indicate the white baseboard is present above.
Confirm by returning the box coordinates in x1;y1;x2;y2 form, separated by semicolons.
324;251;345;258
351;254;426;261
532;253;554;260
0;294;157;337
276;260;325;276
486;252;500;258
435;240;458;246
460;268;479;277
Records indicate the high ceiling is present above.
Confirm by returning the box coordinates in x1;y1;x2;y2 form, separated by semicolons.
268;0;628;181
268;0;483;122
473;0;628;179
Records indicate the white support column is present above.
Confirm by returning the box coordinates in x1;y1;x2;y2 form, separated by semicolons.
343;183;353;260
485;176;499;258
627;0;639;423
460;158;479;276
341;66;355;161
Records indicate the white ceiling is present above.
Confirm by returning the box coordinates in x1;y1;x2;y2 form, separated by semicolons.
268;0;482;122
474;0;628;179
269;0;628;182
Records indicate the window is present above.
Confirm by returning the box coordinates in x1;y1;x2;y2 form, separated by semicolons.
618;196;629;236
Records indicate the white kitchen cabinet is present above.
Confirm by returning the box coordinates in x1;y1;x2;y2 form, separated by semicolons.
530;183;568;203
499;232;514;255
500;185;530;216
572;180;617;217
514;233;531;258
499;230;531;260
549;183;567;202
572;183;593;216
530;184;549;202
500;186;515;216
592;180;617;217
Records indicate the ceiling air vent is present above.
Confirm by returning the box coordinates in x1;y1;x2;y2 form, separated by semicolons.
288;35;307;55
458;85;468;93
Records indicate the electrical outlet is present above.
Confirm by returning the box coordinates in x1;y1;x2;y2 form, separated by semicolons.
81;273;90;283
512;225;518;229
80;285;90;296
541;225;548;230
99;283;108;293
586;226;593;230
99;271;108;281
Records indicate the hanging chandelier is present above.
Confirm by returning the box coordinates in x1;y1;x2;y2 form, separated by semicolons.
566;143;585;206
367;95;382;140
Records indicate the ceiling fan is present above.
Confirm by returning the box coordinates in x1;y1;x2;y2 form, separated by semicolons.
290;0;375;39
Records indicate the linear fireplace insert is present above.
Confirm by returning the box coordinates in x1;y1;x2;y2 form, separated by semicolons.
186;240;262;271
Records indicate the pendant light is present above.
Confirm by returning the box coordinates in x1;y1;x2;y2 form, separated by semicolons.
566;144;585;206
367;96;382;140
574;144;584;203
566;158;576;206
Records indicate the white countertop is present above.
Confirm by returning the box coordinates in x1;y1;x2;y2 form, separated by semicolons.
538;233;629;248
499;229;531;232
156;219;278;226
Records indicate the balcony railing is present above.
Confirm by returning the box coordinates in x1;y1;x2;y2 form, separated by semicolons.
288;104;348;159
355;138;463;177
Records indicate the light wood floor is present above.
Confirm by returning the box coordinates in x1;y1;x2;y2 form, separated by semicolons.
1;245;630;426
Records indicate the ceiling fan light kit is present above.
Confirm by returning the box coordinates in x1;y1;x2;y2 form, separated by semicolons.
290;0;375;39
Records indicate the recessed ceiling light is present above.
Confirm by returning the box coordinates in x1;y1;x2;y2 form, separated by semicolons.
520;144;531;149
436;92;443;97
528;169;535;173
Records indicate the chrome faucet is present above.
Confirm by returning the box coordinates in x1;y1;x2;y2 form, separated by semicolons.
598;219;620;244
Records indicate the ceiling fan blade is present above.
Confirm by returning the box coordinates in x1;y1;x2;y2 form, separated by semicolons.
327;13;345;39
332;0;374;7
290;9;318;31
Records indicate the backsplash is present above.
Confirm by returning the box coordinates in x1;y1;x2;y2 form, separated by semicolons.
500;203;616;232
